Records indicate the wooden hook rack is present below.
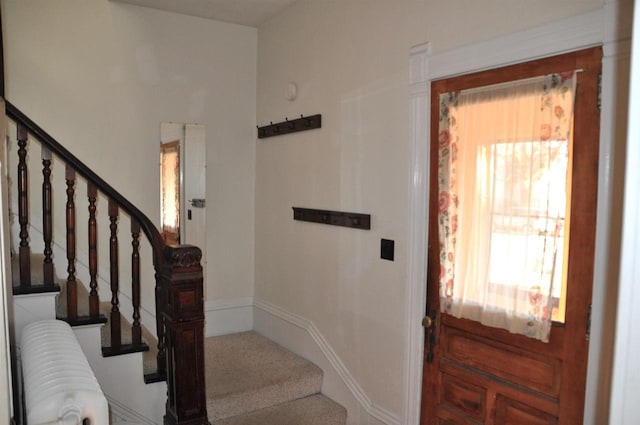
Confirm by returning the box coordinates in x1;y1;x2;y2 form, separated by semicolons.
292;207;370;230
258;114;321;139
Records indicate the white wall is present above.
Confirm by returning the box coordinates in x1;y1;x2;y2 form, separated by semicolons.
255;0;603;421
2;0;257;323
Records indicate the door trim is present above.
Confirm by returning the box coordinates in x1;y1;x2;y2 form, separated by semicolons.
405;5;629;424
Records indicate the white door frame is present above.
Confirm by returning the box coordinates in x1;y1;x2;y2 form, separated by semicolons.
404;2;632;424
608;1;640;422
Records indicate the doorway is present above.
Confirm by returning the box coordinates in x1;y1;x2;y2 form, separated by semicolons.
420;47;601;424
159;122;207;265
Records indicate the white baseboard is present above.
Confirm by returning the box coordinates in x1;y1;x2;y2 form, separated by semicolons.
205;297;253;337
254;299;401;425
108;396;157;425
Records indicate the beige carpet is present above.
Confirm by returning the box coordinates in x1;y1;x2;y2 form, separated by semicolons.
212;394;347;425
205;331;346;424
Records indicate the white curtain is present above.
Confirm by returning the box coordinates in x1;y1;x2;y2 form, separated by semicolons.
437;72;576;342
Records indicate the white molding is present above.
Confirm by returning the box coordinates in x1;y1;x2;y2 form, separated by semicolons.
204;297;254;337
405;5;628;425
254;299;401;425
107;396;156;425
585;1;633;424
403;42;431;425
428;10;604;81
609;2;639;421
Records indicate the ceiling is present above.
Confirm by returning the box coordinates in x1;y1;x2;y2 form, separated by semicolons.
111;0;299;27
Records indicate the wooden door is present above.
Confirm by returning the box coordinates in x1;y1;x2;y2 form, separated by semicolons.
160;140;181;245
421;47;602;425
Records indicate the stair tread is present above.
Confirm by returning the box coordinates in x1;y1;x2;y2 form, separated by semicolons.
211;394;347;425
205;331;324;421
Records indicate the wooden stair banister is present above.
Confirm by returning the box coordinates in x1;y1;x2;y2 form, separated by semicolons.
161;245;207;425
5;100;208;425
5;102;165;257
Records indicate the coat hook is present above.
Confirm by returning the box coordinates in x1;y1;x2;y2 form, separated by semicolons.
300;114;304;118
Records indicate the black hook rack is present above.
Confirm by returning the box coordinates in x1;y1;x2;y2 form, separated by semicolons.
258;114;321;139
292;207;370;230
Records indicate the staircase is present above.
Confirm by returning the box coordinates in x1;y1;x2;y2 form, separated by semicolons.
4;100;347;424
205;332;346;424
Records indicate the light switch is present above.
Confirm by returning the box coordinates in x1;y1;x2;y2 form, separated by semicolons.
381;239;394;261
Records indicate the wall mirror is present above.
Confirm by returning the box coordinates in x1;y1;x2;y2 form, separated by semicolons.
160;122;206;265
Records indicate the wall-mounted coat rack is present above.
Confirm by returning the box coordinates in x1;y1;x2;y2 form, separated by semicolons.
292;207;370;230
258;114;321;139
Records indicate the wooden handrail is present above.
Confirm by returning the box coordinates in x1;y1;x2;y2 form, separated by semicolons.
5;100;208;424
5;101;164;268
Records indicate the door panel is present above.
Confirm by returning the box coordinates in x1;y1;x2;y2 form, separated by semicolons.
421;47;602;425
440;373;486;421
494;397;558;425
442;326;562;397
437;407;484;425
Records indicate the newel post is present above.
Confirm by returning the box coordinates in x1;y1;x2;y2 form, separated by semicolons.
161;245;209;425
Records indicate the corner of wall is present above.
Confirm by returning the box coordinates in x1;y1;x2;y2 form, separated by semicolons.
253;299;402;425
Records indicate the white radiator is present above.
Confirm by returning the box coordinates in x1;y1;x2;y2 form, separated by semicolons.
20;320;109;425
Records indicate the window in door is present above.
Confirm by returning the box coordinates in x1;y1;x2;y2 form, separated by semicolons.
436;73;576;341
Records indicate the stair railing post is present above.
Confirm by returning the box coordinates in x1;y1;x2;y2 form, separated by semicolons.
17;124;31;289
65;164;78;321
155;267;166;379
161;244;208;425
41;146;54;286
130;219;142;345
109;199;122;348
88;182;99;316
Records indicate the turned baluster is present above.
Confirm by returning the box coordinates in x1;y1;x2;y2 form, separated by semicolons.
109;200;122;348
66;165;78;321
88;183;99;316
42;146;54;286
131;219;142;345
155;267;166;378
17;124;31;289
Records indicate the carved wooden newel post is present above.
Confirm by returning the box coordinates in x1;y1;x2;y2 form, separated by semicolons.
161;245;208;425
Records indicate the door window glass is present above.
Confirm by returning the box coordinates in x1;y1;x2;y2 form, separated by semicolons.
437;73;576;341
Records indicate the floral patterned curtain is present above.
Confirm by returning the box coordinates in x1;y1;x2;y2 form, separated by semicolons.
437;72;576;342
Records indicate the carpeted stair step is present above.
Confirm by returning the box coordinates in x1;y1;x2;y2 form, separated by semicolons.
97;300;158;378
205;331;328;421
211;394;347;425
